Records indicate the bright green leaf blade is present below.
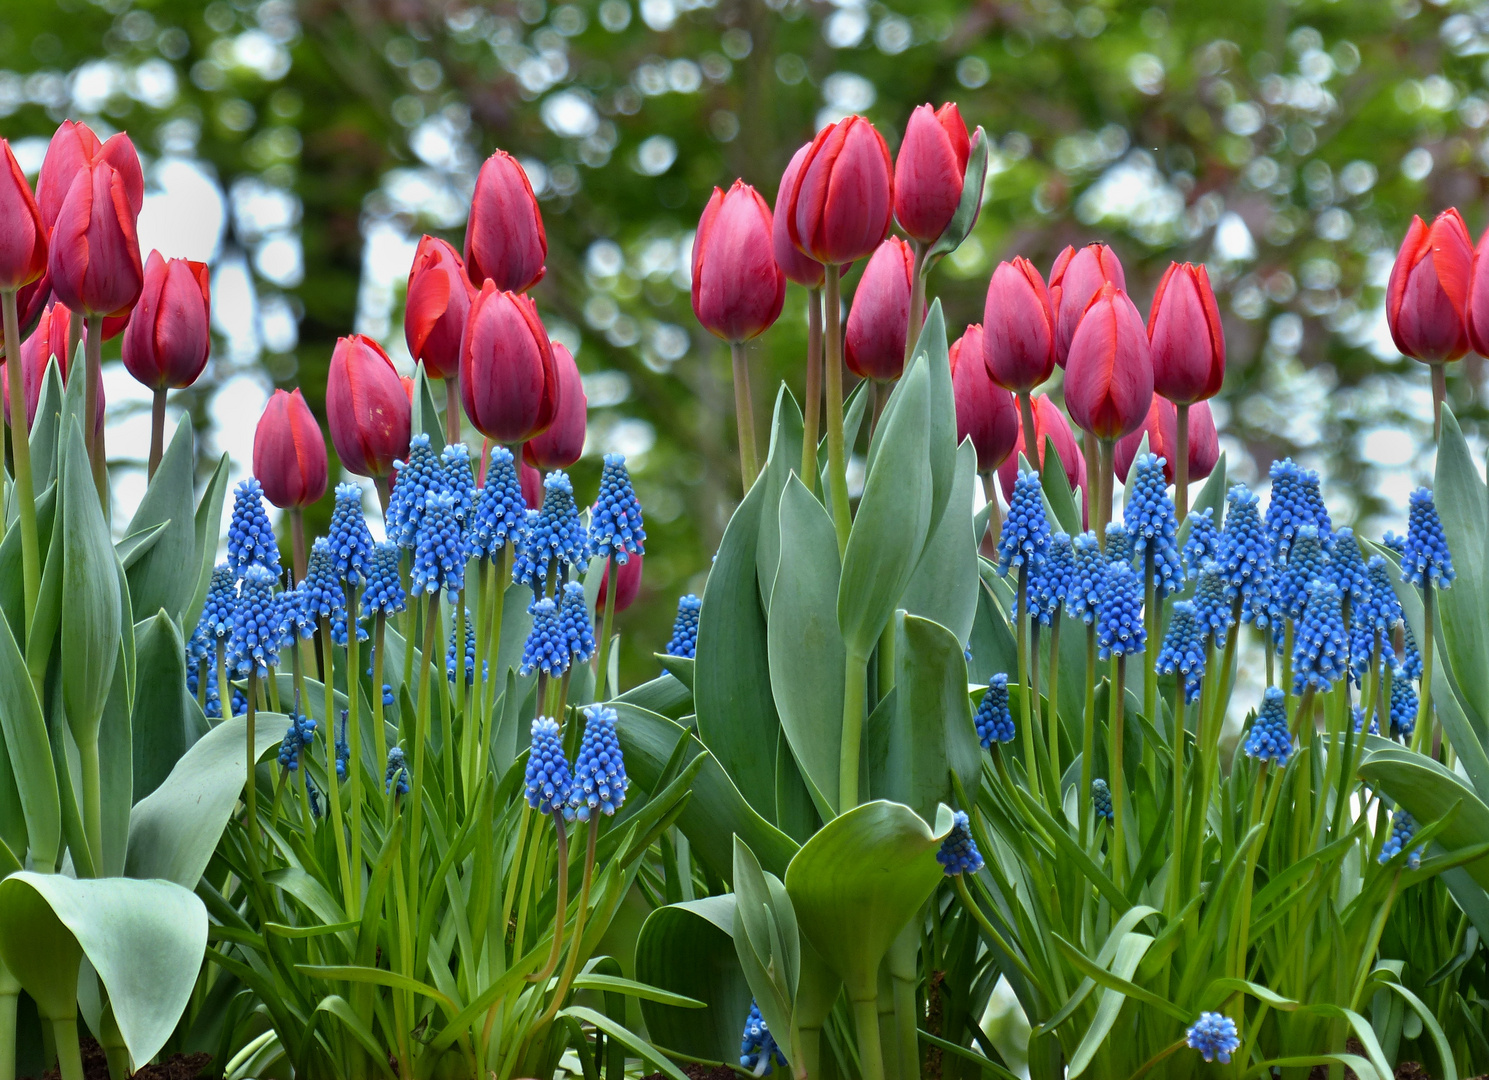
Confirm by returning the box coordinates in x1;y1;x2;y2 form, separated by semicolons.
570;973;706;1008
58;418;120;746
0;611;59;869
755;384;805;613
124;415;199;622
1359;747;1489;891
633;898;750;1065
183;453;230;634
561;1005;693;1080
884;614;982;820
902;440;980;647
131;612;195;804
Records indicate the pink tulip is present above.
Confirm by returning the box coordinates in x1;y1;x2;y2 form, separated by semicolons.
1051;242;1126;367
783;115;895;267
772;144;824;289
1112;397;1218;485
845;237;918;381
1148;261;1225;404
254;388;328;509
405;235;476;380
0;139;47;292
460;283;560;443
464;150;547;293
692;180;785;343
1389;209;1472;364
982;256;1055;393
121;251;211;390
46;159;143;318
1063;282;1152;441
894;103;970;245
326;334;412;478
996;394;1085;505
949;324;1019;473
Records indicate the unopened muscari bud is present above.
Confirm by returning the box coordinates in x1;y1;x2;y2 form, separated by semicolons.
1388;665;1418;740
936;810;983;876
446;609;481;686
385;746;410;796
1103;521;1134;567
1092;778;1114;824
1243;686;1292;767
974;674;1015;747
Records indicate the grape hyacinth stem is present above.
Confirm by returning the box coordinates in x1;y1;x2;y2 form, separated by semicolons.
595;554;618;700
823;267;851;554
731;341;759;488
319;622;354;905
1016;568;1040;802
1166;678;1185;919
408;595;440;944
529;814;570;986
1047;614;1062;787
372;614;387;801
534;820;600;1029
1175;402;1189;522
1143;551;1157;746
344;582;364;913
801;287;823;495
1109;655;1127;889
1411;584;1436;755
2;289;38;631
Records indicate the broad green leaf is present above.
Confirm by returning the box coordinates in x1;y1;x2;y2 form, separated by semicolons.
0;483;55;639
0;870;81;1017
131;612;195;803
694;476;781;820
183;453;230;634
124;415;200;623
614;671;693;721
26;359;65;487
654;654;694;690
1358;747;1489;890
968;567;1018;686
902;439;980;647
917;301;958;537
926;127;990;260
98;634;133;878
755;384;805;612
126;713;283;888
58;419;120;747
784;799;950;994
1434;409;1489;728
634;896;751;1064
0;872;207;1066
1065;932;1159;1078
768;475;845;817
0;703;25;861
410;363;447;450
732;836;799;1052
0;613;58;869
838;358;932;657
775;730;818;844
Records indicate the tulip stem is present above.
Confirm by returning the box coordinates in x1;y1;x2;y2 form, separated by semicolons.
1;289;38;632
801;287;823;494
1431;363;1446;442
1096;439;1115;548
148;387;166;480
1174;403;1189;522
823;268;852;554
84;314;106;504
904;239;928;367
445;375;462;444
980;472;1001;555
839;649;868;811
290;507;308;586
1082;430;1097;537
730;341;759;488
1018;393;1037;471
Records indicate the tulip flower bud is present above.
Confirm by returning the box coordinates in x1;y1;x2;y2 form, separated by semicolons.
773;144;824;288
950;324;1019;473
596;550;643;614
47;159;144;318
784;115;894;266
327;334;412;478
1113;397;1218;485
3;300;103;431
1148;262;1225;404
894;103;970;245
460;283;561;444
996;395;1085;505
121;251;211;390
1051;243;1126;367
405;235;476;380
253;389;328;509
1469;228;1489;357
692;180;786;343
0;140;48;292
36;122;143;229
524;342;587;470
1388;209;1472;364
845;237;919;381
1064;283;1153;441
982;257;1055;393
464;149;547;293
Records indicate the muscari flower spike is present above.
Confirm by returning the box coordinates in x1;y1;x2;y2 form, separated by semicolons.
385;746;409;796
331;605;369;647
1124;452;1184;598
569;705;629;821
1216;485;1271;628
519;597;570;678
305;775;324;818
1103;521;1134;567
276;585;314;647
1351;556;1402;685
936;810;984;876
974;674;1015;747
1379;808;1423;870
997;469;1050;577
665;594;702;658
1327;527;1371;610
441;443;478;524
1388;665;1418;740
1026;531;1075;626
590;453;646;565
363;541;407;616
227;477;281;579
740;1001;787;1077
1096;560;1145;660
1066;532;1105;625
276;713;317;771
1181;507;1220;580
447;609;482;685
327;482;375;584
1353;705;1379;736
1273;524;1329;630
1400;620;1423;682
1382;531;1407;557
1092;778;1114;824
469;446;529;560
385;433;441;549
1243;686;1293;767
195;563;238;652
410;489;467;597
1186;1013;1240;1064
1401;487;1454;590
1155;600;1206;703
1192;561;1234;641
524;716;573;817
1291;579;1349;694
1266;458;1331;558
229;564;282;677
334;710;350;781
513;472;589;591
559;582;597;665
302;537;345;626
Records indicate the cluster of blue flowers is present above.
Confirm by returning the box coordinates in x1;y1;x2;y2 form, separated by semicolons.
446;609;482;686
385;746;409;797
522;710;629;824
1092;779;1114;824
1185;1012;1239;1064
739;1001;787;1077
1243;687;1293;767
277;713;317;771
665;594;702;658
1379;809;1423;870
936;811;984;876
974;674;1015;747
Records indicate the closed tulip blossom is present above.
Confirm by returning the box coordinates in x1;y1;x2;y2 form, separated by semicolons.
254;388;328;581
1113;397;1218;487
0;140;47;293
1147;261;1224;515
773;142;826;493
524;341;586;470
3;300;103;432
35;122;144;232
460;283;561;445
949;324;1019;474
845;237;918;383
122;251;212;474
1051;243;1126;367
464;149;546;293
772;145;824;290
406;235;476;439
327;334;412;489
894;102;970;246
983;258;1055;394
1389;209;1472;435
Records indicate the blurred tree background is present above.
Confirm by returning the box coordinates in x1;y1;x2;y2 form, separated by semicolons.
1;0;1486;683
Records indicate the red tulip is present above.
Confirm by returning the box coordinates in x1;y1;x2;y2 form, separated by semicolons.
894;103;970;245
36;123;143;230
982;257;1055;393
47;159;144;318
1112;397;1218;485
1051;243;1126;367
464;150;546;293
460;283;560;443
949;324;1019;473
2;300;102;430
1389;210;1472;364
0;140;47;292
520;456;543;508
783;115;895;267
400;375;415;403
121;251;211;390
596;550;643;613
405;235;476;380
1064;282;1153;441
845;237;919;381
524;341;586;469
1148;262;1224;404
253;388;328;509
692;180;786;343
326;334;411;478
773;144;824;289
996;394;1085;504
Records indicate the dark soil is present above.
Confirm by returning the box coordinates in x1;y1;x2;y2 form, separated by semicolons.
644;1065;737;1080
31;1038;210;1080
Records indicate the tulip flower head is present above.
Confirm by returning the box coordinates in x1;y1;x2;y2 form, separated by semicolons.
0;139;48;291
995;394;1085;505
122;251;211;390
845;237;918;381
783;115;895;266
47;156;144;318
894;103;971;245
464;149;547;293
1051;243;1126;367
1113;397;1218;486
949;324;1019;473
405;234;475;380
524;341;586;470
982;257;1056;394
772;144;824;288
460;283;560;443
692;180;785;343
36;122;142;231
1147;262;1224;404
1387;209;1472;364
253;389;327;510
1063;282;1153;441
4;300;103;430
327;334;411;478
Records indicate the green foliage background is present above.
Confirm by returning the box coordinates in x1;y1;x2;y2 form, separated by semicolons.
2;0;1485;683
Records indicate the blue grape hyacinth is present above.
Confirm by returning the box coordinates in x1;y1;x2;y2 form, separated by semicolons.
363;541;407;616
1400;620;1423;682
385;433;441;549
665;594;702;658
1382;531;1407;557
302;537;345;626
997;469;1050;576
590;453;646;565
1351;556;1401;685
1388;666;1418;740
513;472;589;591
1379;809;1422;870
1192;561;1234;641
1292;579;1349;693
326;482;375;584
1327;527;1371;609
974;674;1015;747
1066;532;1104;625
568;705;629;821
1401;487;1454;589
277;713;317;771
469;446;528;560
441;443;478;523
1266;458;1330;558
1155;600;1206;703
1273;525;1329;628
1216;485;1271;628
740;1001;787;1077
1243;687;1293;767
1181;506;1219;580
447;609;480;685
334;710;350;781
559;582;597;665
1103;521;1134;567
525;716;573;817
410;489;467;597
1124;452;1184;598
936;810;984;876
229;564;282;677
227;477;281;578
1096;560;1145;660
1353;705;1379;736
1027;531;1075;625
1092;779;1114;824
385;746;409;796
519;597;570;677
196;563;238;649
1186;1012;1240;1064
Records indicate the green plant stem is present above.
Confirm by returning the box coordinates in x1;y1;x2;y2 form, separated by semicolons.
595;553;618;700
84;314;106;504
981;473;1001;553
1080;626;1097;847
146;386;167;480
215;640;231;732
1431;362;1446;442
823;267;851;554
801;288;823;494
78;733;103;874
446;373;462;443
878;617;896;699
1016;569;1040;802
0;966;16;1080
851;994;887;1080
529;815;570;987
290;506;308;585
373;613;387;797
1229;762;1278;982
1167;679;1185;918
1174;403;1189;522
534;820;599;1029
1017;393;1037;472
1082;430;1097;533
1142;550;1157;771
345;582;364;913
320;622;354;906
2;289;38;632
1411;584;1436;755
243;670;261;855
840;649;868;810
409;594;440;928
1096;439;1115;548
1047;614;1062;788
731;341;760;488
50;1018;84;1080
1109;655;1127;889
904;239;928;366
